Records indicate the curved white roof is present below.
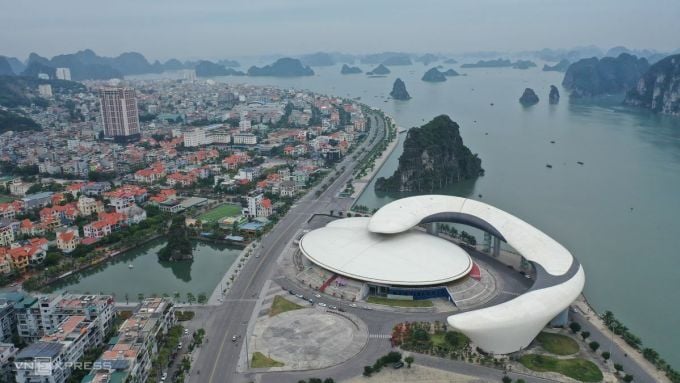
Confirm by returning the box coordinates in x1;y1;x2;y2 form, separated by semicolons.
300;217;472;286
369;195;585;354
369;195;572;275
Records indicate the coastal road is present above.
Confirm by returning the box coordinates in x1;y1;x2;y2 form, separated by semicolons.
188;112;386;383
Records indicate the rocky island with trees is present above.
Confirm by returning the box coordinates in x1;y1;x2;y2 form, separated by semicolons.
390;78;411;100
340;64;362;74
421;67;447;82
375;115;483;192
562;53;649;97
158;215;194;262
247;58;314;77
519;88;540;106
624;54;680;116
367;64;390;76
549;85;560;104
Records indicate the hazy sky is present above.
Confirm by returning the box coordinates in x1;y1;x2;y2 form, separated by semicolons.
1;0;679;61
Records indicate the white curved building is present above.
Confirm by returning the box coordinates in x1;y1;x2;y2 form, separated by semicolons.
369;195;586;354
300;217;472;286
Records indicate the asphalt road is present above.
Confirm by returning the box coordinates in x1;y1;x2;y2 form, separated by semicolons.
189;112;385;383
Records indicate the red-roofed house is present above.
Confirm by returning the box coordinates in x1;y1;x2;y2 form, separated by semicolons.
57;227;80;253
83;212;127;239
166;172;197;187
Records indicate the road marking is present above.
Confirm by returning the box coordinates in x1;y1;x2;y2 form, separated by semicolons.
369;333;392;339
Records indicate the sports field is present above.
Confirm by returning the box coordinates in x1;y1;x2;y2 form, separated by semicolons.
199;204;241;223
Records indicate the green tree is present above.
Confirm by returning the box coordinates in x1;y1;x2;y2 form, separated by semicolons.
589;341;600;352
623;374;634;382
404;355;414;368
581;331;590;340
614;363;624;372
363;366;373;377
187;292;196;304
137;293;145;301
173;292;181;302
502;376;512;383
569;322;581;333
197;293;207;304
602;351;611;361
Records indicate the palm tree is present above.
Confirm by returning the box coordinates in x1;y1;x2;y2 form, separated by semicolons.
173;292;181;302
137;293;144;302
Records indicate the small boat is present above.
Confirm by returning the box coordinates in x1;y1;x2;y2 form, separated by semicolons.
550;140;555;144
128;264;134;269
546;164;553;168
577;161;584;165
490;103;494;106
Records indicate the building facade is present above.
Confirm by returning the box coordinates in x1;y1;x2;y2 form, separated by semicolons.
99;88;141;142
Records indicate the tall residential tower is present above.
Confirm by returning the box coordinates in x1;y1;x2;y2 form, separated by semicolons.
98;87;141;142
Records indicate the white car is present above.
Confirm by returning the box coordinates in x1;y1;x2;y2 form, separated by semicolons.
318;302;327;307
161;372;168;381
315;294;321;298
184;329;189;335
349;303;357;308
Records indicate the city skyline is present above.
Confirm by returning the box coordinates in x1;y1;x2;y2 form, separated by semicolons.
1;0;679;61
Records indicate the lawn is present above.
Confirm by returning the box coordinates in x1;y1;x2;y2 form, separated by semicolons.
198;204;241;223
251;352;284;368
519;354;603;382
269;295;303;317
536;331;579;355
0;195;13;203
367;296;433;308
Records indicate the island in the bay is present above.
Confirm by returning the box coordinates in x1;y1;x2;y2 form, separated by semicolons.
247;57;314;77
549;85;560;104
375;115;483;192
158;215;194;261
422;67;447;82
624;53;680;115
389;78;411;100
340;64;362;74
542;59;570;72
367;64;390;75
443;68;459;76
519;88;540;106
562;53;649;97
195;60;245;77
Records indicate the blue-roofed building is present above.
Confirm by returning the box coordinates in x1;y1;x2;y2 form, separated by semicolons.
21;192;54;210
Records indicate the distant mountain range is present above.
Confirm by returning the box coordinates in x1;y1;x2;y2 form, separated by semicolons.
0;49;243;81
247;58;314;77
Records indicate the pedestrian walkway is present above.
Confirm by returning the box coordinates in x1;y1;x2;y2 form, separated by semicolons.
369;333;392;339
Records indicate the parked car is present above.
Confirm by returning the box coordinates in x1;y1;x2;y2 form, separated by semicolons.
393;362;404;369
315;294;321;298
318;302;327;307
349;303;357;308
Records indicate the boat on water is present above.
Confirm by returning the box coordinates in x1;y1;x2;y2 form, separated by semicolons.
128;264;134;269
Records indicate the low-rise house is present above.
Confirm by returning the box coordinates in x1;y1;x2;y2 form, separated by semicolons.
20;219;46;237
0;220;15;247
56;228;80;253
21;192;54;210
0;201;22;220
134;163;166;184
279;180;297;197
81;182;111;197
83;212;126;239
166;172;197;187
77;196;104;216
8;238;49;269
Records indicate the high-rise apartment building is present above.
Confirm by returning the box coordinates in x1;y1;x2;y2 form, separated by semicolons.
55;68;71;81
98;88;141;142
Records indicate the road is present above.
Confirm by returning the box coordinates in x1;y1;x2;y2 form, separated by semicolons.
189;112;386;383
